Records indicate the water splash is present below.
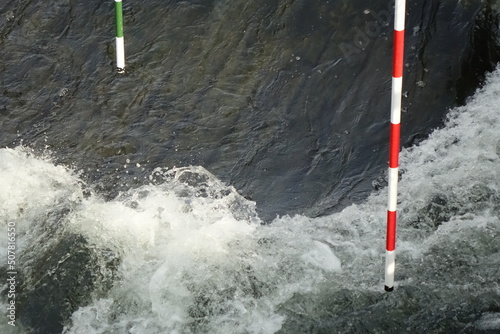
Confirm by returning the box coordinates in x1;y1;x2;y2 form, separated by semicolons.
3;68;500;333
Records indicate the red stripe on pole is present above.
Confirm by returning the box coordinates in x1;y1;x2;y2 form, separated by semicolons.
386;211;396;251
392;30;405;78
389;123;400;168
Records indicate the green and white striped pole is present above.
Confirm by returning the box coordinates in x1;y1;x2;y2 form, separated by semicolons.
115;0;125;73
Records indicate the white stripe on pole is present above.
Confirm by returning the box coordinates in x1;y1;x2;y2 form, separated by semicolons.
394;1;406;31
116;37;125;71
391;77;403;124
387;167;399;212
385;250;396;288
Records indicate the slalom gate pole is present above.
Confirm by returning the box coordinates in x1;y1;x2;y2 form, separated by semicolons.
115;0;125;73
385;0;406;292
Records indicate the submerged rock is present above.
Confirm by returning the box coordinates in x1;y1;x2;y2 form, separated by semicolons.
17;233;119;333
1;209;120;334
410;183;498;230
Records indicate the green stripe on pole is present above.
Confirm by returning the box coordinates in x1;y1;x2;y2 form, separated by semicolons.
115;0;124;38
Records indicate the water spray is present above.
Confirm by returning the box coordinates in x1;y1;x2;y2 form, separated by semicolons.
385;0;406;292
115;0;125;73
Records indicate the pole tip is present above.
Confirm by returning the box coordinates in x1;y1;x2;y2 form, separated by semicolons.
384;285;394;292
117;67;125;74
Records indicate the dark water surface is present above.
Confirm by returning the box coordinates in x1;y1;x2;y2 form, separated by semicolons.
1;0;499;220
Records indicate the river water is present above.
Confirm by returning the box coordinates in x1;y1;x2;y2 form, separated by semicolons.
1;0;500;333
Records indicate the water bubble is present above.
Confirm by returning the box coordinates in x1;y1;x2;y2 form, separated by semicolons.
416;81;426;88
58;88;69;97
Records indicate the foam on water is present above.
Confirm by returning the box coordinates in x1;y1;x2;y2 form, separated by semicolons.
2;68;500;332
476;312;500;330
60;167;343;333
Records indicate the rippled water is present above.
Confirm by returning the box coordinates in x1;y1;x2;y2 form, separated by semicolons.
1;68;500;333
2;0;499;219
1;0;500;333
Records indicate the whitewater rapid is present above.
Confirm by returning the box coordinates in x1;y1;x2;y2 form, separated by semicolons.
2;68;500;332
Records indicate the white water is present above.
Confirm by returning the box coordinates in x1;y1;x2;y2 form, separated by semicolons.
2;69;500;333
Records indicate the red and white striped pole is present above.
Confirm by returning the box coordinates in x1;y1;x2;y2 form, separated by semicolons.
385;0;406;292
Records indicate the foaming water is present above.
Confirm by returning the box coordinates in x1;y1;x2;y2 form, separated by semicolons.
0;149;340;333
2;69;500;332
62;167;343;333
